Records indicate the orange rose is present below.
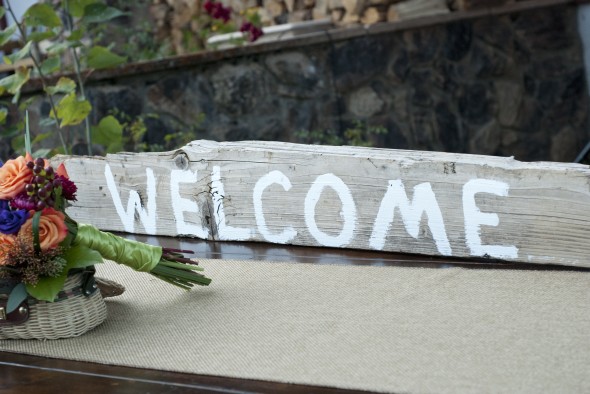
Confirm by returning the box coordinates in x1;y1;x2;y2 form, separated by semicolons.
20;208;68;251
0;156;33;199
0;234;16;265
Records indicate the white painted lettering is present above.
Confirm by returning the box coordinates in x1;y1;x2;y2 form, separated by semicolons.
105;164;157;234
304;173;356;247
253;170;297;243
211;166;252;240
463;179;518;259
170;169;209;238
369;180;452;255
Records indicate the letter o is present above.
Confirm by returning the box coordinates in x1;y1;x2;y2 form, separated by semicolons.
304;173;356;247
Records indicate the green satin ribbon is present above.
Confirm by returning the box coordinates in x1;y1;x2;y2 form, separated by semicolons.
74;223;162;272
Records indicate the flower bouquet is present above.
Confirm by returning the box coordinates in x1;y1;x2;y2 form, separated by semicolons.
0;154;211;339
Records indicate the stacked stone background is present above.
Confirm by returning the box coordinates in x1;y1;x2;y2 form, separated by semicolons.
22;4;590;162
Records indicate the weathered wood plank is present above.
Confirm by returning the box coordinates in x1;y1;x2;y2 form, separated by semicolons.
59;140;590;267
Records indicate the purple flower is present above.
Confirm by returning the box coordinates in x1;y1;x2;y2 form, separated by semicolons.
10;194;36;211
0;200;29;235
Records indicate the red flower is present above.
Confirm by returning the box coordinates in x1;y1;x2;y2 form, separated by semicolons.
203;0;231;23
55;176;77;201
240;22;263;42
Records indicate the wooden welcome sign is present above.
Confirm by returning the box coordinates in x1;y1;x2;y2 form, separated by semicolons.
60;140;590;268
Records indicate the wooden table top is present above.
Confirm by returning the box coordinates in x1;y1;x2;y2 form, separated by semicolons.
1;235;587;394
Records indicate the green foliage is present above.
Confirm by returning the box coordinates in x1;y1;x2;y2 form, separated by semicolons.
296;121;388;147
82;3;127;24
51;92;92;127
39;56;61;75
45;77;77;96
0;0;129;157
0;25;16;46
91;115;124;153
296;128;344;146
344;120;387;147
3;40;31;65
86;45;126;69
0;0;224;159
66;0;99;18
0;67;30;103
24;3;63;28
95;109;204;154
26;244;103;302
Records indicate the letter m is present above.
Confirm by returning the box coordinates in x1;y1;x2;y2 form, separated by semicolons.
369;180;452;255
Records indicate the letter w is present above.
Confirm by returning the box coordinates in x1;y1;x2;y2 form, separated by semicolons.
105;164;157;234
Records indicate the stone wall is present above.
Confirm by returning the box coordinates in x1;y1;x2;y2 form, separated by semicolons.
25;2;590;162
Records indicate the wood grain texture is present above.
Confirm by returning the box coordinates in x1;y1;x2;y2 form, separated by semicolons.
57;140;590;267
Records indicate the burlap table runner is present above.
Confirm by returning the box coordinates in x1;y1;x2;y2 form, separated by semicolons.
1;259;589;393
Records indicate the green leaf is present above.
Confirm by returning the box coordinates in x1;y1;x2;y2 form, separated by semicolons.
0;7;5;20
38;117;57;127
82;3;126;23
7;283;28;313
45;76;76;95
67;28;84;42
32;148;51;159
51;92;91;127
40;56;61;75
92;115;123;153
11;133;24;152
46;41;80;56
32;211;42;253
5;40;32;65
63;244;104;269
0;108;7;125
24;3;62;28
66;0;99;18
0;25;17;47
18;96;37;110
26;273;66;302
32;132;52;145
86;46;126;69
29;30;57;43
26;245;103;302
0;67;31;96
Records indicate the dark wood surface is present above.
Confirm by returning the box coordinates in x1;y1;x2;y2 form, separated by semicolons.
1;235;588;394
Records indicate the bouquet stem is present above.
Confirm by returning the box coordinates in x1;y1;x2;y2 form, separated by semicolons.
74;224;211;289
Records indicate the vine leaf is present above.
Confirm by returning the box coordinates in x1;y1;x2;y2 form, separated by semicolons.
92;115;123;153
0;67;31;103
50;92;92;127
24;3;62;28
45;77;76;95
86;46;126;69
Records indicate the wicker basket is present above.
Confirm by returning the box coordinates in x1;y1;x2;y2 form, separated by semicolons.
0;268;107;340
